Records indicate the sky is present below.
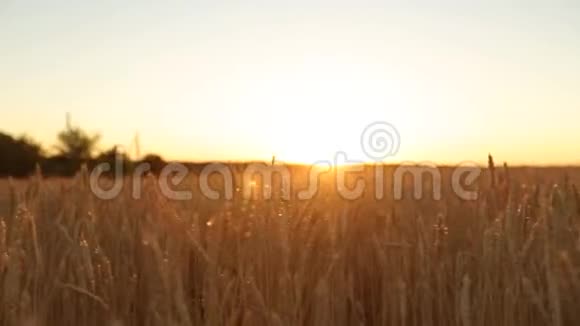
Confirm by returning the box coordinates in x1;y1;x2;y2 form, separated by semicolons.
1;1;579;165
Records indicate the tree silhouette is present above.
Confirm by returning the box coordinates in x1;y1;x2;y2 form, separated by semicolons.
0;133;43;177
56;122;100;161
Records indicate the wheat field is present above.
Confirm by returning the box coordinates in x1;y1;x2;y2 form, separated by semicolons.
0;161;579;326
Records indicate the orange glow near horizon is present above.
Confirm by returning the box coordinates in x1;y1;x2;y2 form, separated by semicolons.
1;3;580;165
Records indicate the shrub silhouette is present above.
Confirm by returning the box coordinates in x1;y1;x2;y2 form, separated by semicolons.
140;154;166;175
95;146;133;176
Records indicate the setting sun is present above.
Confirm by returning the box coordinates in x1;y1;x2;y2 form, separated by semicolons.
226;57;420;163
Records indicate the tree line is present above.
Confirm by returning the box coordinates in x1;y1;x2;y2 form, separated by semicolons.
0;122;166;177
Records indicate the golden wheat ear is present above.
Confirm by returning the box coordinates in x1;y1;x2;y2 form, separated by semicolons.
488;153;496;189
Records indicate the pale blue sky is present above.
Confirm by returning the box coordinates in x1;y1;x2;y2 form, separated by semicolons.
1;1;579;164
